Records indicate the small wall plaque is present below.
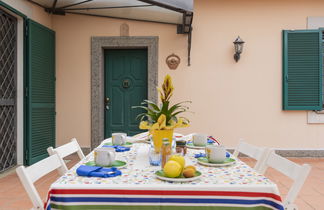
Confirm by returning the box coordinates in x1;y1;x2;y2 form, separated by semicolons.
166;53;180;70
120;23;129;36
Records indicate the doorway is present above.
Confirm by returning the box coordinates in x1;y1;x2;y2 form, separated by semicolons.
104;49;148;137
0;8;17;172
91;36;158;149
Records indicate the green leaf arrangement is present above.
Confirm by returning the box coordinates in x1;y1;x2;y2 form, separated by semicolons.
132;74;191;130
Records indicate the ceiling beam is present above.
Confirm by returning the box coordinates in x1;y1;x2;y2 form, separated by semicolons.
64;4;154;11
51;0;58;10
66;11;178;25
138;0;186;13
58;0;93;9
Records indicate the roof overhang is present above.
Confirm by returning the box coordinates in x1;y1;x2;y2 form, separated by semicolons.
26;0;193;65
26;0;192;32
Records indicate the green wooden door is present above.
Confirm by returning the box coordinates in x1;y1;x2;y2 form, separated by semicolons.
26;19;55;165
104;49;147;138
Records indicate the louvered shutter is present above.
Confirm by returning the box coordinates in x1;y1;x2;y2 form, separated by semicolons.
283;30;323;110
26;19;55;165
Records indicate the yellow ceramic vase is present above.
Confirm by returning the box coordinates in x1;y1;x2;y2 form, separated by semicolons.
152;129;174;153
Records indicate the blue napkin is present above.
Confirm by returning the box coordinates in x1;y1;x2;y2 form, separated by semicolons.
76;165;122;178
102;145;130;152
194;152;231;158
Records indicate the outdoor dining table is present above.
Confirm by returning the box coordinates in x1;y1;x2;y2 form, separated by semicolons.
46;137;284;210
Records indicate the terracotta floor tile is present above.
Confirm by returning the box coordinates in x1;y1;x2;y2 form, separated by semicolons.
312;182;324;196
274;181;290;195
4;198;33;210
300;195;324;210
293;197;315;210
0;197;14;206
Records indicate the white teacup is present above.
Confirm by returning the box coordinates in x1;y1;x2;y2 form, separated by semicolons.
94;147;115;166
192;133;208;146
205;145;226;163
112;132;127;145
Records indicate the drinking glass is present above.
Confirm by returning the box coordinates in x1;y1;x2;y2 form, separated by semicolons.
149;146;161;166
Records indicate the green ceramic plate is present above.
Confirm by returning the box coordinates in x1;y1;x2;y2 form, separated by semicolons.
104;142;133;147
155;170;202;182
186;141;214;149
85;160;127;168
197;157;236;167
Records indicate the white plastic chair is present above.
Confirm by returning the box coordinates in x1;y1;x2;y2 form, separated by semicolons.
47;138;85;174
259;150;311;210
16;154;67;210
233;139;270;173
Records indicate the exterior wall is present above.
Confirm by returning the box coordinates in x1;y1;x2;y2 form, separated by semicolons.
2;0;52;28
53;14;187;148
1;0;52;164
53;0;324;149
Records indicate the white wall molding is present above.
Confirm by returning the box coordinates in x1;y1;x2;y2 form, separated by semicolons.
307;111;324;124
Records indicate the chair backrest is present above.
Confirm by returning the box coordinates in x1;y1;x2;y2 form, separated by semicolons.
47;138;85;174
16;154;66;210
233;139;269;173
259;151;311;208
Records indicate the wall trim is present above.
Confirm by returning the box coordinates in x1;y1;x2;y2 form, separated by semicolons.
91;36;158;150
274;149;324;157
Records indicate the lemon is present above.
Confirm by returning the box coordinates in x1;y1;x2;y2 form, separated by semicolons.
169;155;185;169
163;160;182;178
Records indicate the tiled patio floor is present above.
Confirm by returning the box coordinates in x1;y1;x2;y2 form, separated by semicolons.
0;155;323;210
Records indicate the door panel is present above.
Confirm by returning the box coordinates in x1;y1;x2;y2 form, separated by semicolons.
0;9;17;172
129;86;146;126
104;49;147;138
111;87;124;125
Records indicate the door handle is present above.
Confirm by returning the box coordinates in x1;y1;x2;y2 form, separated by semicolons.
105;97;110;110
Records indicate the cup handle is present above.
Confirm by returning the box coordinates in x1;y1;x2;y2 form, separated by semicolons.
108;151;115;164
122;135;127;144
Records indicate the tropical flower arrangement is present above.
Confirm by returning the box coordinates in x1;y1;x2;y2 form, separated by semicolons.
133;74;190;152
134;74;190;131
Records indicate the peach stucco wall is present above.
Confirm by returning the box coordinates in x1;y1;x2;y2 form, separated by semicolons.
53;0;324;149
53;14;187;148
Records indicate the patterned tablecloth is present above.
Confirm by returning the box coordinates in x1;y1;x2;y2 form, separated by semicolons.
46;138;283;210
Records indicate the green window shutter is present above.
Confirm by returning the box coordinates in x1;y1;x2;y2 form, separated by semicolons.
283;30;323;110
26;19;55;165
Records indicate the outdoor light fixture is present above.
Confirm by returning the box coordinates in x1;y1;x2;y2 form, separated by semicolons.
233;36;245;62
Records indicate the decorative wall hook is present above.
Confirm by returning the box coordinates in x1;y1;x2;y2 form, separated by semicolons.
166;53;181;70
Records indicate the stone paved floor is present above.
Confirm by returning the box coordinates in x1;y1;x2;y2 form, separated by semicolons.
0;155;323;209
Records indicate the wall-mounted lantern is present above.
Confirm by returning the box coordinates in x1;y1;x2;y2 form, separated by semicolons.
233;36;245;62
